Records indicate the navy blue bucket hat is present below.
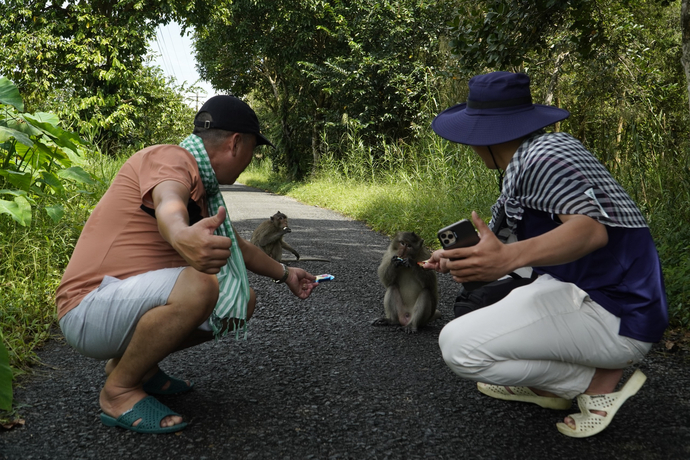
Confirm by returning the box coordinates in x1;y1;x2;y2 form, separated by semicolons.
432;72;570;146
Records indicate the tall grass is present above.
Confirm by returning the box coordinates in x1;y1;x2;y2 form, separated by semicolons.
0;149;126;375
606;146;690;328
242;125;499;250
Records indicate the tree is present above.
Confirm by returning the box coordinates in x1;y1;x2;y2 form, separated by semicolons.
193;0;343;177
193;0;449;178
446;1;685;158
0;0;196;154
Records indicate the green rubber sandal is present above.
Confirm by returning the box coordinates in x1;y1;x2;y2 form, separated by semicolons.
100;396;187;434
143;369;194;395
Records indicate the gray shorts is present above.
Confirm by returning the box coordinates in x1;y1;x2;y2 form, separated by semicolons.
59;267;186;360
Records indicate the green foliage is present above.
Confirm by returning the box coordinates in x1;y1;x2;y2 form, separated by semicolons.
0;146;115;420
194;0;450;178
0;77;95;226
0;0;197;155
241;126;498;248
46;62;198;154
448;0;606;71
657;226;690;328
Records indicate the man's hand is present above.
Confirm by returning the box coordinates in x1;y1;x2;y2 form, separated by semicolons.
424;210;609;284
153;181;232;274
425;211;512;283
284;267;318;299
170;207;233;274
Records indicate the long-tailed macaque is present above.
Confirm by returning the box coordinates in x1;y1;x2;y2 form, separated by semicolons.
374;232;440;333
250;211;300;262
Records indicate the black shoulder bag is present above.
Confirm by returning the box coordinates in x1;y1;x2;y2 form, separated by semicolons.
452;207;538;318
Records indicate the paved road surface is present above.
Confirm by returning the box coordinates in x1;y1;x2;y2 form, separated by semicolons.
1;183;689;459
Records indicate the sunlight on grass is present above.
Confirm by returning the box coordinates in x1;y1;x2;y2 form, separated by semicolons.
239;135;498;249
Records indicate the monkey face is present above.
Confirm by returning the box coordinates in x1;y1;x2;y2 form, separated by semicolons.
270;212;290;231
393;232;423;260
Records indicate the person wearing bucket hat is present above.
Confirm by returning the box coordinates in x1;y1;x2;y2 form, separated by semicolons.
426;72;668;438
56;95;319;434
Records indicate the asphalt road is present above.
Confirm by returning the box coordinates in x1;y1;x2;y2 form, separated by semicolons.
1;183;689;459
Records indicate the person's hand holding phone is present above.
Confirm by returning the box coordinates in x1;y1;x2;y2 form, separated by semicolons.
423;214;479;273
425;211;514;284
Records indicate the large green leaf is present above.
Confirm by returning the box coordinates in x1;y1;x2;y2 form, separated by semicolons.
0;126;33;148
34;140;70;167
0;189;27;197
57;166;95;185
0;339;11;412
39;171;66;193
0;170;32;191
45;204;65;223
22;114;82;153
29;112;60;126
0;77;23;112
0;195;32;226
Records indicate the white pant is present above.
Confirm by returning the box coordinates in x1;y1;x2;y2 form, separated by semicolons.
438;275;652;399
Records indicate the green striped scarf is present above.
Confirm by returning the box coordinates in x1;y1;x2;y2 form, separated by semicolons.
180;134;250;339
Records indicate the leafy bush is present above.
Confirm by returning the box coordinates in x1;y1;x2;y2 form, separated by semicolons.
0;77;105;422
0;77;94;226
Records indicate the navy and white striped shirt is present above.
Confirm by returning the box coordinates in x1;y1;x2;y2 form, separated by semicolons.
490;132;648;232
491;131;668;342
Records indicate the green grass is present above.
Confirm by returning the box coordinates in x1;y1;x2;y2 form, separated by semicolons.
0;144;148;420
240;136;499;249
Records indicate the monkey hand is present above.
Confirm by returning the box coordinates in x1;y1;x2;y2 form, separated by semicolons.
391;256;408;267
399;257;416;268
281;226;292;234
171;207;233;274
284;267;318;299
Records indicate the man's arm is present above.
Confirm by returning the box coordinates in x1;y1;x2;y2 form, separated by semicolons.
235;231;317;299
152;180;232;274
427;211;608;283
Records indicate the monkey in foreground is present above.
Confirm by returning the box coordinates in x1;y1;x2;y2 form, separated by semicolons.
250;211;300;262
373;231;440;333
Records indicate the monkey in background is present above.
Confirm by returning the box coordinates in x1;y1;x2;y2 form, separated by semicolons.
250;211;300;262
374;231;440;333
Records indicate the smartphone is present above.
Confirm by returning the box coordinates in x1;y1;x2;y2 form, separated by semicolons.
437;219;479;250
438;219;487;291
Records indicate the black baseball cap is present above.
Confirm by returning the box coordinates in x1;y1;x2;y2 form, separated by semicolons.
194;95;274;148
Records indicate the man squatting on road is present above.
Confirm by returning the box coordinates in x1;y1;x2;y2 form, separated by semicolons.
56;96;318;434
425;72;668;438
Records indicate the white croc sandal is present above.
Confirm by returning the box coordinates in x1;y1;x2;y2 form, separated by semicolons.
477;383;573;410
556;369;647;438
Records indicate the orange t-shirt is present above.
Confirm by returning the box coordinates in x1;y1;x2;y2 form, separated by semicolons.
56;144;207;320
